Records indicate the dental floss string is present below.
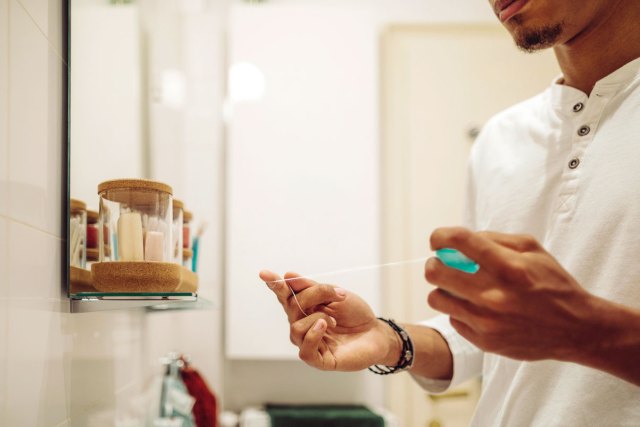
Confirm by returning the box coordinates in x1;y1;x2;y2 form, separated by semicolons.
288;286;309;317
278;257;428;317
276;249;479;317
274;257;428;285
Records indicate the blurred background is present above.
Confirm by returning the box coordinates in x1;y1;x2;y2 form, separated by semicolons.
0;0;559;425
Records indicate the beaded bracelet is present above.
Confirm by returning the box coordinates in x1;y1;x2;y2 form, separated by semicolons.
368;318;415;375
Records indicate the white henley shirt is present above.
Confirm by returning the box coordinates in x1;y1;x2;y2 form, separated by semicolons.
412;57;640;426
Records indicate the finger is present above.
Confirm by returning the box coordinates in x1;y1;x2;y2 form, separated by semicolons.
298;318;328;369
424;257;492;300
290;312;336;347
282;272;327;321
294;284;347;314
284;272;319;293
477;231;541;253
427;289;486;327
430;227;518;275
259;270;292;306
449;318;480;345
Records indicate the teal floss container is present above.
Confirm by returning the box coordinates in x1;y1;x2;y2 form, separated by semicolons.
436;248;480;274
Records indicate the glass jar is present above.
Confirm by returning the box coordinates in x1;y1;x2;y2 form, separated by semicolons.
183;209;193;269
172;199;184;264
86;209;99;265
97;179;173;263
70;199;87;269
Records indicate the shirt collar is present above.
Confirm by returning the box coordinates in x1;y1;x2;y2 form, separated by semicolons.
549;55;640;110
593;55;640;89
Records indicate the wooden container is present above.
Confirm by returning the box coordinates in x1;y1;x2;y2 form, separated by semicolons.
69;265;96;293
178;266;199;293
92;261;182;293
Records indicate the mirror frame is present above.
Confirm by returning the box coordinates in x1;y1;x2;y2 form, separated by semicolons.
63;0;70;301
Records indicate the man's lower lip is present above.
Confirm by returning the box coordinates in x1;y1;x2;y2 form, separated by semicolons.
499;0;528;22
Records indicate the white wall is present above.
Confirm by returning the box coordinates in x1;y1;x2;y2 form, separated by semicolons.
0;0;225;425
70;3;144;206
223;0;496;413
226;1;381;360
1;1;146;425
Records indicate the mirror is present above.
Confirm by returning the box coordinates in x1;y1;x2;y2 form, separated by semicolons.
68;0;227;298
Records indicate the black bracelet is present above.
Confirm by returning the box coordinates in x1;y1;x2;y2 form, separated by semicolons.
368;318;414;375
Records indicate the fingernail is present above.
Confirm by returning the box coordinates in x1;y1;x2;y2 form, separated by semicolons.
329;317;337;327
314;319;326;331
335;288;347;298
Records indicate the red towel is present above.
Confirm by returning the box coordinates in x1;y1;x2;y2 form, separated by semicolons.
181;366;218;427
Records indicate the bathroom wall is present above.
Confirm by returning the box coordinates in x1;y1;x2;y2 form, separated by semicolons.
222;0;495;413
0;0;225;425
0;0;80;424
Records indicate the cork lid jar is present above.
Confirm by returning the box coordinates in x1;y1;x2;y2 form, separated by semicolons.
172;199;184;265
97;179;174;264
69;198;87;269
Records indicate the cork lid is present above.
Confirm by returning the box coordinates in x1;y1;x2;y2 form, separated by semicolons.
98;179;173;207
98;179;173;196
173;199;184;210
86;209;99;224
183;210;193;222
70;198;87;213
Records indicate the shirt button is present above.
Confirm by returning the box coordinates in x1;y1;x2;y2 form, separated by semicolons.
573;102;584;112
568;158;580;169
578;125;591;136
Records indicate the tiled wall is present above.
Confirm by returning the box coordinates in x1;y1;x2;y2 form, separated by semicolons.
1;0;75;424
0;1;223;425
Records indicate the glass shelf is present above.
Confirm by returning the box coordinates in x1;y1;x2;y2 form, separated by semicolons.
69;292;213;313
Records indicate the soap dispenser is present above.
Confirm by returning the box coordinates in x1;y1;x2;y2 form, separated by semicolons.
158;354;196;427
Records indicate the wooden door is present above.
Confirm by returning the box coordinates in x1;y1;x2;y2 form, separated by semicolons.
380;25;560;427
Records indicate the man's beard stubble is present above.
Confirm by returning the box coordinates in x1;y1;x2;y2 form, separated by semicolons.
511;15;564;52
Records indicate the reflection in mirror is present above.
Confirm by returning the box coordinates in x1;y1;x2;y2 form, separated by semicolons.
68;0;227;299
71;0;145;202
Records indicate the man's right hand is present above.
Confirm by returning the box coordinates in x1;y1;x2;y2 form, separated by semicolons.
259;270;402;371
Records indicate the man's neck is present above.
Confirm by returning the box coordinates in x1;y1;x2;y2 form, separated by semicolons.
554;3;640;95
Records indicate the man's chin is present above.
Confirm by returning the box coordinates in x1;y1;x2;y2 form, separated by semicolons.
512;22;564;52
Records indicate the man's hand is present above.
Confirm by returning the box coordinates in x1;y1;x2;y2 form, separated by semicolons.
424;227;640;387
259;270;402;371
425;227;598;361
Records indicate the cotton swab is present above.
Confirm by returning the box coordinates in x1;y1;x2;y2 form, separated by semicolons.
70;217;81;267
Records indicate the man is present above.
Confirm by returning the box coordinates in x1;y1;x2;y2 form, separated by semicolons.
260;0;640;424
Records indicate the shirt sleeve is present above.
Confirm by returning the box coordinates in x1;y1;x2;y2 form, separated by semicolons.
409;315;484;393
410;143;485;393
